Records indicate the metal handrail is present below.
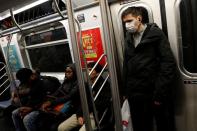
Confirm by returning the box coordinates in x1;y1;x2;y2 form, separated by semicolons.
0;62;9;86
25;39;69;49
65;0;92;131
94;74;109;101
0;79;9;89
0;73;7;80
91;62;108;90
86;54;109;131
99;0;123;130
10;8;22;31
0;62;10;91
0;84;10;96
75;17;101;130
0;76;10;97
0;35;17;100
0;2;99;37
0;65;6;72
53;0;65;19
99;107;109;124
0;62;6;65
90;60;110;128
88;54;106;75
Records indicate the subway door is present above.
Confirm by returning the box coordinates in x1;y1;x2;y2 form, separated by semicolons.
110;0;182;130
165;0;197;131
110;1;161;88
110;0;161;77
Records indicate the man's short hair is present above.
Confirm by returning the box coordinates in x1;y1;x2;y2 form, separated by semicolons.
122;7;148;24
87;62;103;73
16;68;32;84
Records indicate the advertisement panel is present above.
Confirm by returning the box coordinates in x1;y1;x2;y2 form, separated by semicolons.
78;27;106;67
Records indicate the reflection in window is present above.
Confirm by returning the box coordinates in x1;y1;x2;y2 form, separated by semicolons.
28;44;72;72
25;27;67;46
179;0;197;72
25;25;72;72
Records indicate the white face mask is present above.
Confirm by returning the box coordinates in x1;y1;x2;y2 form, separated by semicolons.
125;20;137;33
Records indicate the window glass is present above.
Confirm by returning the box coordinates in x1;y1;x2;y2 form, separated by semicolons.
179;0;197;72
25;27;67;46
25;24;72;73
28;44;72;72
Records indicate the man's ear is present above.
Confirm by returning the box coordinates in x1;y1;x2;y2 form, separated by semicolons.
137;16;142;22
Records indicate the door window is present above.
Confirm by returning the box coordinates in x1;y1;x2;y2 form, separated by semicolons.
178;0;197;73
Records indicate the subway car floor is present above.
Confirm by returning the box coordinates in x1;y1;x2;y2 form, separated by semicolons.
0;109;15;131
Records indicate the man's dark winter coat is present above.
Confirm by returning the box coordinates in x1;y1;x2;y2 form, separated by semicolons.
123;23;176;102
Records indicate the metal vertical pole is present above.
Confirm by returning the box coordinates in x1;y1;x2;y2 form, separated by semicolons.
65;0;92;131
75;19;100;129
99;0;123;131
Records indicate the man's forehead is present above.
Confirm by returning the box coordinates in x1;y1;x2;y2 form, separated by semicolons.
124;14;137;18
123;14;137;22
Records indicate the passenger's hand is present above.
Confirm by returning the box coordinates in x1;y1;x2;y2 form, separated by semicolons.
78;117;84;125
41;101;51;111
123;96;127;101
121;96;127;106
12;96;19;102
154;101;161;106
11;92;18;101
11;92;16;99
19;107;32;118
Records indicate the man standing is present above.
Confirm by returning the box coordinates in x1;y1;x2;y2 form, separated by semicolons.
122;7;176;131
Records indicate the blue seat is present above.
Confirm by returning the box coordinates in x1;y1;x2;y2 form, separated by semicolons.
0;99;11;109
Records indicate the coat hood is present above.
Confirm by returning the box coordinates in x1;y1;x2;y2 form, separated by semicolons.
140;23;165;44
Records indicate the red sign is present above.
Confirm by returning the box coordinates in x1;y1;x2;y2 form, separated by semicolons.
78;28;105;67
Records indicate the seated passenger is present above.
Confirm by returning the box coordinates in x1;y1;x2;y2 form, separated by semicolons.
41;63;79;113
3;69;39;129
12;68;45;131
24;63;80;131
58;62;112;131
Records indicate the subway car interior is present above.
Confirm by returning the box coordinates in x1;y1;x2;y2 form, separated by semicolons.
0;0;197;131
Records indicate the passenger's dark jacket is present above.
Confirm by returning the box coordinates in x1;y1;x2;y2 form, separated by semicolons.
122;23;176;102
19;78;45;109
92;77;111;119
50;64;80;112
